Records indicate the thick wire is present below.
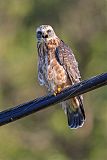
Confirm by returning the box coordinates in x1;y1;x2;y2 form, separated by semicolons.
0;73;107;126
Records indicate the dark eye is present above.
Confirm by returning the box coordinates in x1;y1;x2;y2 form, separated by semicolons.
47;29;52;33
37;31;42;35
37;31;42;39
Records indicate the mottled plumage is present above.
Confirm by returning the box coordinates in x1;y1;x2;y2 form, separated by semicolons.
36;25;85;129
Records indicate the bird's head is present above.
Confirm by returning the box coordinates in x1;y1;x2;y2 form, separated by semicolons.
36;25;57;42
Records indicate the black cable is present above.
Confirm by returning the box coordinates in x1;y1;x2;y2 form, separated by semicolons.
0;73;107;126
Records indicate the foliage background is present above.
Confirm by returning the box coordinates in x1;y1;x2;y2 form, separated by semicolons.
0;0;107;159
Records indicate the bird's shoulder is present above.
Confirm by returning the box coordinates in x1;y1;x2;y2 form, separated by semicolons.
55;40;81;80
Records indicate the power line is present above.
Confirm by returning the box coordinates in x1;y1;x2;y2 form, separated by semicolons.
0;73;107;126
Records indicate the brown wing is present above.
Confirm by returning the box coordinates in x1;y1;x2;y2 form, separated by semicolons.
55;40;81;84
37;42;49;87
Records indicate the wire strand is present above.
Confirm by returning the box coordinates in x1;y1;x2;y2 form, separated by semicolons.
0;73;107;126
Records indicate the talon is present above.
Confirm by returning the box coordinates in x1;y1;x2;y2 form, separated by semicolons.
57;87;62;93
53;87;62;96
54;92;57;96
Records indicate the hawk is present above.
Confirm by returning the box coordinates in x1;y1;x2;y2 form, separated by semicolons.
36;25;85;129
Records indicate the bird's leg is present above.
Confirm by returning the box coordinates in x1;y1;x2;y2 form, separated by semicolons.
53;86;62;96
53;92;57;96
54;84;71;95
57;86;62;93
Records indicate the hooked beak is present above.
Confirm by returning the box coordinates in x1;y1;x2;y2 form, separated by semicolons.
42;32;48;38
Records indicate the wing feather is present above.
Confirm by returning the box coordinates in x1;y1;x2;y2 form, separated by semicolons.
55;40;81;83
37;43;48;86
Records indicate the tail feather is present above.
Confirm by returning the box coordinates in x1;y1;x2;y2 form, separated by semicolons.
66;106;85;128
61;96;85;129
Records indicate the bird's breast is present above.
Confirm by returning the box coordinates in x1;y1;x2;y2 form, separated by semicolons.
38;40;67;91
47;58;67;87
47;38;60;49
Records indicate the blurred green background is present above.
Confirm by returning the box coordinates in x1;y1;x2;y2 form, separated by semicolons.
0;0;107;160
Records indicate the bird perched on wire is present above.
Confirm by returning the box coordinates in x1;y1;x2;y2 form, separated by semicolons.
36;25;85;129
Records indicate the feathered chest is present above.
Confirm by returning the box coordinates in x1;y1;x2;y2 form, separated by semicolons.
38;39;67;91
38;39;59;65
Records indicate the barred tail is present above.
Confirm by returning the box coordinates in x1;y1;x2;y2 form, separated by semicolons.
61;96;85;129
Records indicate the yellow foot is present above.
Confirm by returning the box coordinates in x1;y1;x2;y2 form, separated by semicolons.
57;87;62;93
53;87;62;96
53;92;57;96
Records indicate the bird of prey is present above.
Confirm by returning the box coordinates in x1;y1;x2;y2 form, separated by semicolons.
36;25;85;129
